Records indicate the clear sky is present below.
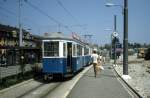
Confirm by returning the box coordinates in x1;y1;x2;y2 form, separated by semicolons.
0;0;150;45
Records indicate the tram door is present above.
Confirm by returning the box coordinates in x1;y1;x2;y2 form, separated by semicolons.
67;42;73;73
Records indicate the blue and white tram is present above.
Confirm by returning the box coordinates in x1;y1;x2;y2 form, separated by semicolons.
42;32;91;79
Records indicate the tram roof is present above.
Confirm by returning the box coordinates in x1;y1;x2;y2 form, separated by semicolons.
42;32;86;45
42;32;71;40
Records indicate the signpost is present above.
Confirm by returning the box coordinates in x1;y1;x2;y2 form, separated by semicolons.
112;31;118;66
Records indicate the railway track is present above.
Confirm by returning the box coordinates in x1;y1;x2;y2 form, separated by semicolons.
0;78;62;98
0;65;92;98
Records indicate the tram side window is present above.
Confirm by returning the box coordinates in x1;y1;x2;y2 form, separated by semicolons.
63;43;66;57
84;47;89;55
44;41;59;57
77;45;82;56
73;44;77;56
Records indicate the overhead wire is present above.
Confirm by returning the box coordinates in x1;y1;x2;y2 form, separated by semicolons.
56;0;77;22
0;4;18;26
0;0;48;33
56;0;87;32
0;5;17;17
0;5;35;25
24;0;73;32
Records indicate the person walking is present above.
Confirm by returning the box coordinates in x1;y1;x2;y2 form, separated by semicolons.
98;54;104;71
91;49;99;77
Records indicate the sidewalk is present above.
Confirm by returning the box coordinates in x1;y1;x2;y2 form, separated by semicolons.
67;64;133;98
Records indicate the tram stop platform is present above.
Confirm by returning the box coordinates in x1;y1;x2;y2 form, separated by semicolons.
67;64;136;98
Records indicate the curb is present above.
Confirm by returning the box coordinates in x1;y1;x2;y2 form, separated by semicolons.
112;65;143;98
0;79;33;94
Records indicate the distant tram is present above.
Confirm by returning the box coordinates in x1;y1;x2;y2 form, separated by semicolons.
42;32;91;80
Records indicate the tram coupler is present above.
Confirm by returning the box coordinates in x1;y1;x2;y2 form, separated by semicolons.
44;74;53;81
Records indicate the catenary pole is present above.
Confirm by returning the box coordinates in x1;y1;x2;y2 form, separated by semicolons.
123;0;128;75
19;0;23;46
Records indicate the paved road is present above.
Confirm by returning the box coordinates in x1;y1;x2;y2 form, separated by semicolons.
67;64;134;98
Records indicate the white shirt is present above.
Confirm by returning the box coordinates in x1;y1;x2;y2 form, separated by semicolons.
91;53;98;63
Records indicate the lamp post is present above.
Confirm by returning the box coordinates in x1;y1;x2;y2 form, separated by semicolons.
105;3;124;15
105;0;131;79
123;0;130;78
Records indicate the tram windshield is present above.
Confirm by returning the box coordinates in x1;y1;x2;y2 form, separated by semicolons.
43;41;59;57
